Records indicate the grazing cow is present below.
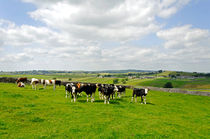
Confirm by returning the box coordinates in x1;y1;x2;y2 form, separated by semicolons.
65;83;78;102
17;82;25;87
31;78;39;90
132;88;149;104
116;85;126;98
82;83;97;102
16;77;27;84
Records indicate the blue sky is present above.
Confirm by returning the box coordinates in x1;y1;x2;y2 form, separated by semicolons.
0;0;210;72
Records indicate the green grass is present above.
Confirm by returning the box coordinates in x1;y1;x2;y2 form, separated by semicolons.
134;78;210;89
0;83;209;138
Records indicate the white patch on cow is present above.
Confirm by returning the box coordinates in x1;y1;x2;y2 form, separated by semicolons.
114;85;118;92
72;86;76;93
145;88;148;94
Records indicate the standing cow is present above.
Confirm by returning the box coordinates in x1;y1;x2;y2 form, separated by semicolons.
132;88;149;104
31;78;39;90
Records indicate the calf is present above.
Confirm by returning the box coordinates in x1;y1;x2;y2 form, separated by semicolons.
132;88;149;104
17;82;25;87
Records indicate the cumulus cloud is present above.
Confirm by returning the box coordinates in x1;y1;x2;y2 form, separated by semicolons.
157;25;210;49
2;0;210;72
155;25;210;72
26;0;190;41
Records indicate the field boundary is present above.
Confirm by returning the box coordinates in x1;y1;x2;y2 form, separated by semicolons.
0;77;209;96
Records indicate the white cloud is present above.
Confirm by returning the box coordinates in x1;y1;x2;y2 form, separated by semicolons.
27;0;190;41
2;0;210;72
157;25;210;49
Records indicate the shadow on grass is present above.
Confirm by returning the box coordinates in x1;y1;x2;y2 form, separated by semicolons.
146;102;155;105
76;99;121;104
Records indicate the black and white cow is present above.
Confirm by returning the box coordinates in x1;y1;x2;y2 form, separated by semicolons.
116;85;126;98
132;88;149;104
101;84;117;104
65;83;78;102
82;83;97;102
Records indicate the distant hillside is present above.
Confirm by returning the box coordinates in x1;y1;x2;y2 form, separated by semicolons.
0;69;155;75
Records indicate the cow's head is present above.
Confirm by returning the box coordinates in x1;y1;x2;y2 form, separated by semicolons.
114;85;118;92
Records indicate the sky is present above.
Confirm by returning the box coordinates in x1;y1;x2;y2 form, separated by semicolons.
0;0;210;72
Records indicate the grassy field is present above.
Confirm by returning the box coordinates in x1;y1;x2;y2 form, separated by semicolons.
0;83;209;138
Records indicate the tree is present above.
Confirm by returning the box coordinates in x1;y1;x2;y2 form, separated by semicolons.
164;82;173;88
121;79;126;84
113;78;119;84
68;78;72;81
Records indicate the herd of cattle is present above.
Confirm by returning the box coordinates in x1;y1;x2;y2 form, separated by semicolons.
16;77;149;104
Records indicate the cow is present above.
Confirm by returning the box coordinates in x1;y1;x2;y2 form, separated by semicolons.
42;79;61;90
17;82;25;87
31;78;39;90
55;80;62;86
131;88;149;104
16;77;27;84
115;85;126;98
65;83;78;102
97;84;104;99
101;84;116;104
82;83;97;102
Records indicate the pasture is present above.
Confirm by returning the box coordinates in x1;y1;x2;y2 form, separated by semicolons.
0;83;209;138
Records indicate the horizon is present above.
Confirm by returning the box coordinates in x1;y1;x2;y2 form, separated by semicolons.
0;69;209;74
0;0;210;72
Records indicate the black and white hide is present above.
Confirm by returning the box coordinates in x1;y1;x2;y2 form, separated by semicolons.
132;88;149;104
116;85;126;98
82;83;97;102
65;83;78;102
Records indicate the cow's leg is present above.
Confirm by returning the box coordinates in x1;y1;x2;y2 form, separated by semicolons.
71;92;73;102
101;94;104;100
141;96;143;104
73;93;76;102
99;91;101;99
107;95;110;104
53;85;55;91
87;95;89;102
91;94;93;103
93;93;95;102
65;90;68;98
104;96;106;104
144;96;146;104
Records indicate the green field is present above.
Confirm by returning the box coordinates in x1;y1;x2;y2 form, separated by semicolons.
0;83;209;138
